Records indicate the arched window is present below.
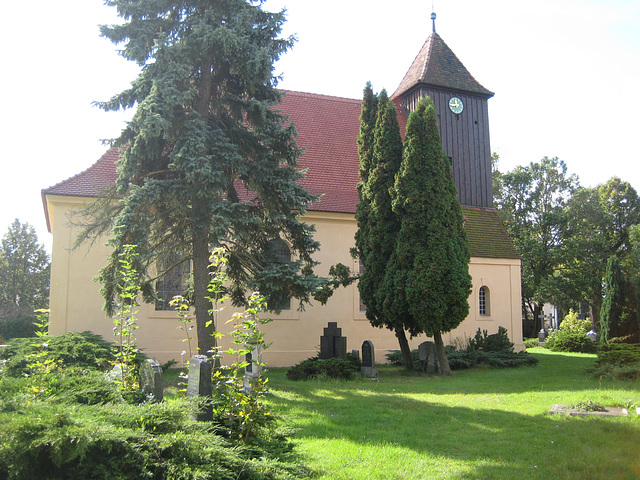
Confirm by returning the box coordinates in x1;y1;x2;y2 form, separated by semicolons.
479;286;490;316
266;239;291;311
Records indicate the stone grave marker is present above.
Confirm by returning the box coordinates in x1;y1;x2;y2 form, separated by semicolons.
139;358;164;402
418;341;440;374
243;340;264;394
186;355;213;421
360;340;378;379
319;322;347;359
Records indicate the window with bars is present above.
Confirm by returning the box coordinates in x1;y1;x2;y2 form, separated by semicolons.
479;286;490;316
266;239;291;311
155;254;190;311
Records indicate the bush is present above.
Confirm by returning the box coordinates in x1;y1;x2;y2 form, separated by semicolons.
286;355;361;381
545;330;597;353
467;327;514;353
559;310;591;334
0;331;135;377
0;315;38;341
0;399;306;480
595;343;640;366
523;338;540;349
384;349;420;366
447;350;539;370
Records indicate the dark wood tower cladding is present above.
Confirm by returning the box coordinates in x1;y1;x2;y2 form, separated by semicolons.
391;32;495;208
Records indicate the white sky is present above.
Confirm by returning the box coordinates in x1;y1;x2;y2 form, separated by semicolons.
2;0;639;254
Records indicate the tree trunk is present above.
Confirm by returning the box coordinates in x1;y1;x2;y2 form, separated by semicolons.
193;232;213;357
532;303;543;338
433;331;451;376
394;327;414;370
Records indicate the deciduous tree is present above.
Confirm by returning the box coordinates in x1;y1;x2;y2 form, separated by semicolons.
0;219;50;313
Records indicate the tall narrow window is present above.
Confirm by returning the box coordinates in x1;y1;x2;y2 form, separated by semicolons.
266;239;291;311
479;286;490;316
359;258;366;313
156;253;190;311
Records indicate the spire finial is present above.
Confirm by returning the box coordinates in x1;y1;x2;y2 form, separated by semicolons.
430;9;437;34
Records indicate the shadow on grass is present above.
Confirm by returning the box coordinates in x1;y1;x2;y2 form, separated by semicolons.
267;385;640;479
265;351;640;479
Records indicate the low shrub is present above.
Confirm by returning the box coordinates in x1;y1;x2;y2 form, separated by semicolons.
523;338;540;349
467;327;514;353
589;344;640;381
286;354;361;381
0;315;38;341
559;310;591;334
545;330;597;353
447;350;539;370
0;331;137;377
384;349;420;366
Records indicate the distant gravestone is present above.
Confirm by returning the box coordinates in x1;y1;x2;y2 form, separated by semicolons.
360;340;377;379
139;359;164;402
351;349;360;360
186;355;213;421
319;322;347;359
418;341;440;374
243;340;264;394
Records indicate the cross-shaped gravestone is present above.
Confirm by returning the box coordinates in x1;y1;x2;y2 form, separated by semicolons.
319;322;347;359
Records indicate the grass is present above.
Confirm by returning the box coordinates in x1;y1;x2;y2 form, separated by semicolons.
262;349;640;480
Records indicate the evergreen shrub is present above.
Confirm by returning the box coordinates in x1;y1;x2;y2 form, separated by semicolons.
286;354;361;381
384;349;420;366
545;330;597;353
467;327;514;353
523;338;540;349
0;315;38;340
590;344;640;381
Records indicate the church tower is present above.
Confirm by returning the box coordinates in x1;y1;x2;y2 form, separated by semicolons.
391;17;494;208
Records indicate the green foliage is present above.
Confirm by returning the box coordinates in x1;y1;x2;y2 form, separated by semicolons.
0;219;50;312
111;245;142;393
600;255;625;342
385;96;472;375
84;0;324;357
559;309;591;334
467;327;514;353
0;331;117;377
0;398;305;480
286;355;361;381
545;330;597;353
0;314;37;340
523;338;540;348
493;157;578;335
446;350;539;370
571;401;606;412
384;349;420;367
596;343;640;366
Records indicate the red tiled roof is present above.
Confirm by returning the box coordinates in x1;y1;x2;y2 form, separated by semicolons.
392;33;493;99
42;90;407;216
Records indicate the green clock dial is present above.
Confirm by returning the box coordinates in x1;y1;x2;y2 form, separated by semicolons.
449;97;464;114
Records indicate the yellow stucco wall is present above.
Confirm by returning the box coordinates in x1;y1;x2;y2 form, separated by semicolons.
46;197;523;368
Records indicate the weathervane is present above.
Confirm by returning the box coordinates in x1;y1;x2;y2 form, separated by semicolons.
430;3;437;33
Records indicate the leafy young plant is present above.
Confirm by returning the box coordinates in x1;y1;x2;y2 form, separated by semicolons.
111;244;141;393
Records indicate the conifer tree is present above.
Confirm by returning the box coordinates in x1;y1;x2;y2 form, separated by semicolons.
355;87;414;369
600;255;624;342
88;0;322;356
387;97;472;375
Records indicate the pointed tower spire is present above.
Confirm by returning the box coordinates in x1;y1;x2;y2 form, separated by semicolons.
431;11;437;34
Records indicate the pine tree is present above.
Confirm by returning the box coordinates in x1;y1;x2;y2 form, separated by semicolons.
355;87;414;369
88;0;322;356
387;97;472;375
600;255;624;342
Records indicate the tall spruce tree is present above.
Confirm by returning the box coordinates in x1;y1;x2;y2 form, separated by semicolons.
88;0;322;356
387;97;471;375
355;87;414;369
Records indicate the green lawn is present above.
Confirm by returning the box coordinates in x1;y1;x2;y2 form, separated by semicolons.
264;349;640;480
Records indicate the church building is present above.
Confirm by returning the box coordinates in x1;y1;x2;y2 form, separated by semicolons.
42;24;522;366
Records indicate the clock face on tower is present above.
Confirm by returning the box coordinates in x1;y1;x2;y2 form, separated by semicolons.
449;97;464;114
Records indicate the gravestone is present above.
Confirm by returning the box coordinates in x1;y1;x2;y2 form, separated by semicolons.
360;340;378;379
319;322;347;359
186;355;213;421
351;349;360;360
139;358;164;402
418;341;440;374
243;340;264;394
